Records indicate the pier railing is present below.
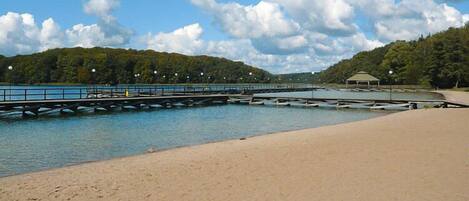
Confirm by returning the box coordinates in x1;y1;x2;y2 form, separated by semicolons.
0;84;312;102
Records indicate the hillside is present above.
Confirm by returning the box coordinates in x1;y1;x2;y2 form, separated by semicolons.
318;24;469;88
0;48;272;84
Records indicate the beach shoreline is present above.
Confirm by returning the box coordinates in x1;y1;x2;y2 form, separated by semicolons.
1;91;468;201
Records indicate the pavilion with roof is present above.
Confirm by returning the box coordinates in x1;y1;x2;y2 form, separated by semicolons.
346;71;380;88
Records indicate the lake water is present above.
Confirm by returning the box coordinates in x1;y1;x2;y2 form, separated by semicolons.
260;90;443;100
0;85;443;177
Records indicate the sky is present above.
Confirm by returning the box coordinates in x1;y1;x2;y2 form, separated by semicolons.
1;0;468;73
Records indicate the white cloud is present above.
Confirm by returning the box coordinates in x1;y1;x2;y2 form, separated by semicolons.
353;0;469;41
143;23;353;73
251;35;308;55
84;0;120;22
39;18;64;50
0;12;62;55
0;0;132;55
270;0;358;36
72;0;132;47
144;23;204;55
192;0;300;39
65;20;132;48
190;0;312;55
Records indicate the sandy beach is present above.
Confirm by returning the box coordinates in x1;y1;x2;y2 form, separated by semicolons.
436;90;469;105
0;91;468;201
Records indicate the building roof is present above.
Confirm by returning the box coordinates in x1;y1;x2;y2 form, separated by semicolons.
346;71;379;82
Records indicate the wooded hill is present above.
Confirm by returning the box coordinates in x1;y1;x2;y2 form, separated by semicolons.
0;48;272;84
317;24;469;88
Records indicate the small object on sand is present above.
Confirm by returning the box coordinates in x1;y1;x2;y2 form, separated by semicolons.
239;137;247;140
146;147;157;153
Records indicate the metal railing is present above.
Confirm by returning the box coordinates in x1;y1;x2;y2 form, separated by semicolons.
0;84;312;102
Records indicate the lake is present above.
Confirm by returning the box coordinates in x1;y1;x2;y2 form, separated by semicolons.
0;85;443;177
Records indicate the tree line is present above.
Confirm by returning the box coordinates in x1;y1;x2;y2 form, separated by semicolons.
317;24;469;88
0;47;273;84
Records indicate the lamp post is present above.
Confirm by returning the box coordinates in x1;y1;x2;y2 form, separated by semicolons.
388;70;393;101
311;71;316;99
153;70;158;84
133;73;141;96
134;73;141;82
200;72;204;86
8;66;13;101
91;68;96;97
174;73;178;84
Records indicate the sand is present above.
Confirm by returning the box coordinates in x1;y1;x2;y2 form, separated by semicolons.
1;92;468;201
437;90;469;105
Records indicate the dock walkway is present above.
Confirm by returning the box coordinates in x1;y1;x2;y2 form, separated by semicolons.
1;86;468;118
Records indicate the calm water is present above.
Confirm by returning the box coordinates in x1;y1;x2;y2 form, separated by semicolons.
0;104;390;177
0;85;442;177
261;90;443;100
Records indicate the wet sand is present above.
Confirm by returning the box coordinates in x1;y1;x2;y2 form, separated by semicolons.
0;92;468;201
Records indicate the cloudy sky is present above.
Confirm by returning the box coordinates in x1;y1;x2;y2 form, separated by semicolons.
1;0;468;73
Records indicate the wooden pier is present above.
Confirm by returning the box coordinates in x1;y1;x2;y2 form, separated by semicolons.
0;94;230;117
1;85;468;118
0;85;319;117
229;96;469;110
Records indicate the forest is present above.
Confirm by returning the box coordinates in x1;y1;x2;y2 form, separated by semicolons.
0;48;273;84
318;24;469;88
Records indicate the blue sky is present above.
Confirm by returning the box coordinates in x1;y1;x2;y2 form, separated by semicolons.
1;0;468;73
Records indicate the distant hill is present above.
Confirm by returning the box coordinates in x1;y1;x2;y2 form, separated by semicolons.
0;47;272;84
317;24;469;88
274;72;317;83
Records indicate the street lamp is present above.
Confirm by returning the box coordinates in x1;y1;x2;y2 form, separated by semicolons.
91;68;97;97
134;73;141;83
311;71;316;99
7;66;13;100
200;72;205;85
153;70;158;84
388;70;393;101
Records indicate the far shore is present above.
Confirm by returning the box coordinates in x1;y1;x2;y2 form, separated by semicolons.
0;91;468;201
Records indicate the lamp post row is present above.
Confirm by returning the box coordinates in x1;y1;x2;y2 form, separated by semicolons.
85;69;255;84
